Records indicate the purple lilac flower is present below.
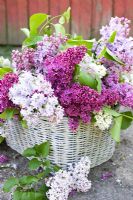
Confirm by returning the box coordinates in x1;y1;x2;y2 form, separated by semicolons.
95;17;133;73
102;73;123;106
100;17;130;40
0;155;9;163
114;37;133;71
46;45;133;131
0;73;18;113
103;73;133;108
34;34;67;72
12;48;35;71
102;87;120;106
46;46;87;96
103;72;119;87
0;119;4;123
60;83;105;131
104;38;133;72
101;172;113;181
118;83;133;109
12;35;67;74
68;118;79;131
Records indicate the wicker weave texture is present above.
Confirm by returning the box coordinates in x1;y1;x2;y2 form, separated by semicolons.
5;118;115;168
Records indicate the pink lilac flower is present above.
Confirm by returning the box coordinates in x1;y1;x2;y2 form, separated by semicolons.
0;73;18;113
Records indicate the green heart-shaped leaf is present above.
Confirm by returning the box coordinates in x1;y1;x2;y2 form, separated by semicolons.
78;71;97;89
30;13;48;36
3;177;19;192
110;116;123;142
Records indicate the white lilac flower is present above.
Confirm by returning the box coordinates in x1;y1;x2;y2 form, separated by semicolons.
79;54;107;78
69;156;91;192
46;157;91;200
9;71;64;126
94;110;113;131
20;107;33;118
30;93;46;109
88;62;107;78
121;72;133;86
54;106;64;123
47;96;58;105
0;56;11;67
44;103;55;117
0;126;5;137
46;170;73;200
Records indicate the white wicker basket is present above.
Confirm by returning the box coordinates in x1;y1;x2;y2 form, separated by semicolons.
5;118;115;168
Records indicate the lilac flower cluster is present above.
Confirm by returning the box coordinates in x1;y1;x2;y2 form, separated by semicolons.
46;157;91;200
92;17;133;111
12;48;35;71
46;46;87;96
103;72;119;87
45;46;103;130
12;34;67;73
9;71;64;126
34;34;67;72
100;17;130;40
98;17;133;72
79;54;107;78
102;73;120;106
0;73;18;113
118;83;133;109
60;83;104;130
0;155;9;163
94;110;113;131
102;72;133;109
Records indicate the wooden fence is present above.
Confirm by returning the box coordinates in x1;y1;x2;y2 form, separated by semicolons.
0;0;133;45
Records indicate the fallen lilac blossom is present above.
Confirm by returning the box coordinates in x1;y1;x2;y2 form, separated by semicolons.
0;155;9;164
46;157;91;200
101;171;113;181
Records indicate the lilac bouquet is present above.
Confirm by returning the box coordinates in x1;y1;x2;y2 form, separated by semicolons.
0;9;133;142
